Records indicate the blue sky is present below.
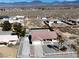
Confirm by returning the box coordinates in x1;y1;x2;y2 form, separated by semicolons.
0;0;77;3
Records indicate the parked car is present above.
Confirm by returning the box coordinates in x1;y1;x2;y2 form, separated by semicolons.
47;45;59;50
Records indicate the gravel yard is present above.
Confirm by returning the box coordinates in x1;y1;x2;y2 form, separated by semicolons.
59;27;79;35
42;44;77;58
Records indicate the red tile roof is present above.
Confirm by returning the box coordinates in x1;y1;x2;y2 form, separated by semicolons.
31;31;57;41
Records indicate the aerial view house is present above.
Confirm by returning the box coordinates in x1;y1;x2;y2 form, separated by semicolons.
0;15;25;25
48;19;64;26
9;16;25;23
0;16;9;19
41;18;65;27
17;28;77;58
29;28;58;57
29;28;57;44
17;28;58;57
0;31;19;46
0;16;10;23
67;19;79;25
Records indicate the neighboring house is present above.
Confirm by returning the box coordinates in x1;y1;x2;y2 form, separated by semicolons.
69;19;79;25
9;16;25;23
0;16;9;19
0;15;25;24
48;19;64;26
17;28;58;58
9;16;27;27
0;31;19;45
2;18;9;21
63;19;79;25
29;28;58;57
41;19;64;27
30;28;57;42
0;16;10;23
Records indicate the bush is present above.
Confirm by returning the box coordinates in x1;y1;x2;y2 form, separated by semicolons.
60;46;67;51
8;43;14;47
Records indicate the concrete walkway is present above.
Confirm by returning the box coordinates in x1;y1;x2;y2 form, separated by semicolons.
17;37;30;58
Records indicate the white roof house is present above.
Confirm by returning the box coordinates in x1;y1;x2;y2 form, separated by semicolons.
0;31;18;43
0;35;18;43
1;18;9;23
1;16;25;23
2;18;9;21
9;16;25;24
9;19;22;23
46;19;64;26
49;19;63;23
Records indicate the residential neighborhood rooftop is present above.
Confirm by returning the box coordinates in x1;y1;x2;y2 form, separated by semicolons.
31;31;57;41
0;31;12;35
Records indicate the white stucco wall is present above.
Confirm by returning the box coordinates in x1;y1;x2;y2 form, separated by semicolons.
33;41;43;57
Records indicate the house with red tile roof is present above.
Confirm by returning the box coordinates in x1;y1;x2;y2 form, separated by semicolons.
17;28;77;58
28;28;58;44
31;31;57;41
27;28;59;57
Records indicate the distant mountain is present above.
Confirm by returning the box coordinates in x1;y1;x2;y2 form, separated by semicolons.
49;0;79;5
12;1;44;5
14;0;79;5
0;0;79;7
61;0;79;4
30;0;43;4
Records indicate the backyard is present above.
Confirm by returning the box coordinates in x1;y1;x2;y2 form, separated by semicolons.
0;46;18;58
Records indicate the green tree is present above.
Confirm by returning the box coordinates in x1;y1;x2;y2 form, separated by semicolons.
13;23;26;38
2;21;11;31
20;28;26;37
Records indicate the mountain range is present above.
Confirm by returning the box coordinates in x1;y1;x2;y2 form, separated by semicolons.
0;0;79;7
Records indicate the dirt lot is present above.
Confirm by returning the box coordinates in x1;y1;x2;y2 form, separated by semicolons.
0;47;17;58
